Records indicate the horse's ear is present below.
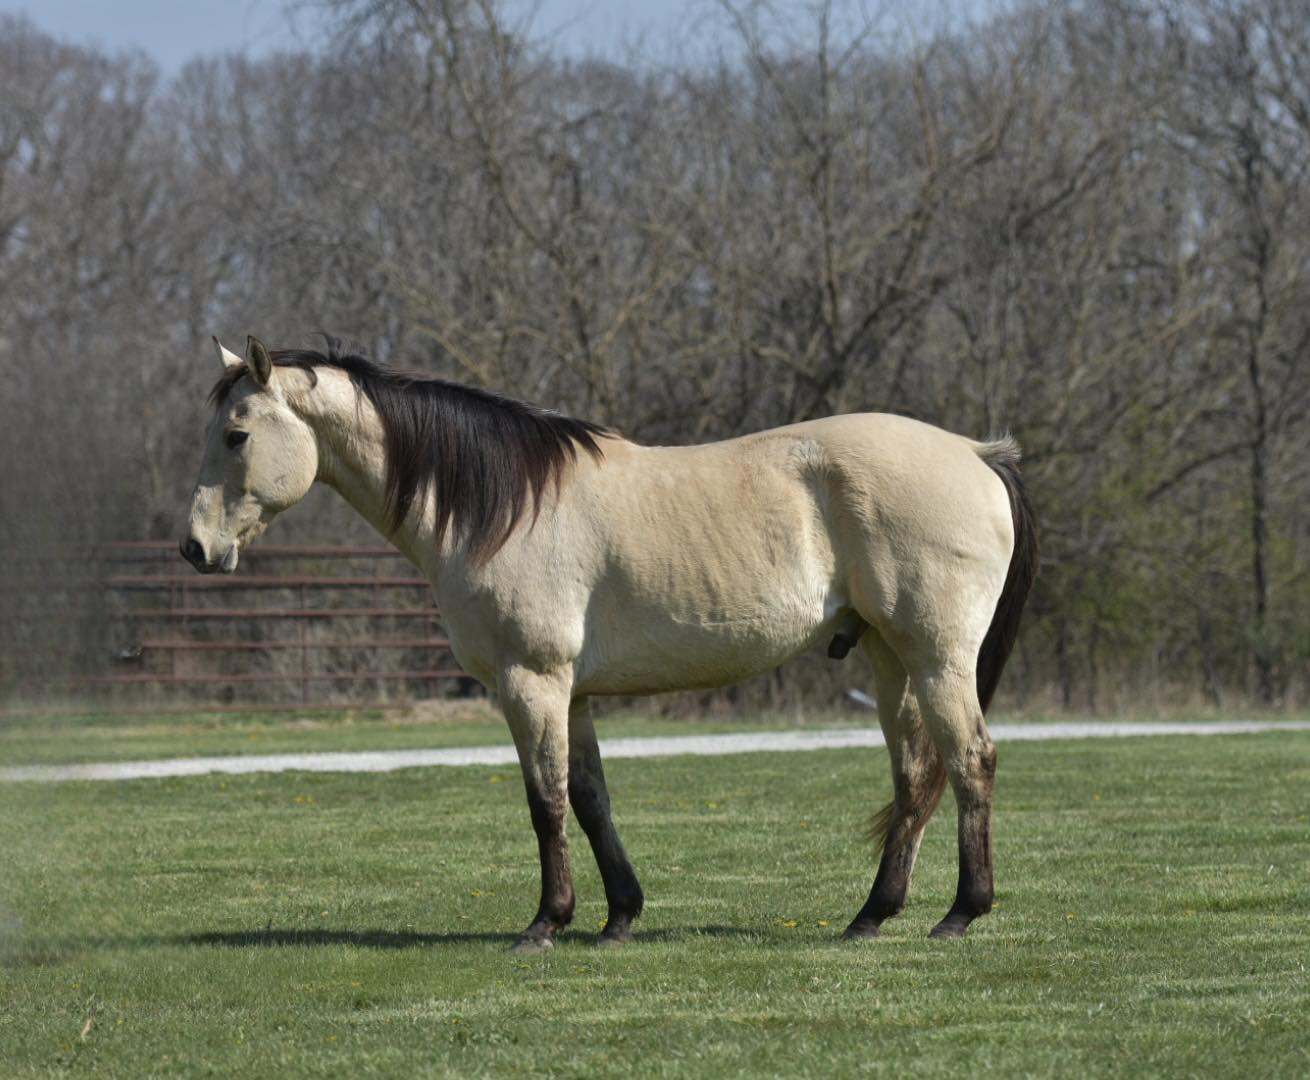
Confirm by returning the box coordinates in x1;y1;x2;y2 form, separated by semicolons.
212;336;243;371
246;335;273;387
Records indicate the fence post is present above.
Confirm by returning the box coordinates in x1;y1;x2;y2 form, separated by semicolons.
175;577;183;708
299;581;308;707
374;555;384;704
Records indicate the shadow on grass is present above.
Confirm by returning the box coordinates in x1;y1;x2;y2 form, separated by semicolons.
183;928;516;948
631;926;764;944
1;945;68;969
3;924;766;966
184;924;763;949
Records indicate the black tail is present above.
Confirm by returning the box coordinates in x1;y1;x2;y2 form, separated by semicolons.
974;438;1040;713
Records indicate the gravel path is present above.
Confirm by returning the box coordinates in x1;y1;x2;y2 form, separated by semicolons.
4;719;1309;783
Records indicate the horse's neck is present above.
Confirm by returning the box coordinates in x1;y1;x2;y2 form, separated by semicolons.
293;370;434;571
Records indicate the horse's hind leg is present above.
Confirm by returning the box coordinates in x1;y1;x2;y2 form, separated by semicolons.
843;632;946;939
910;664;997;940
567;698;644;945
500;665;576;953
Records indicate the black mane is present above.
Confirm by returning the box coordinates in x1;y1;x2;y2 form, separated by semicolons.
209;342;611;563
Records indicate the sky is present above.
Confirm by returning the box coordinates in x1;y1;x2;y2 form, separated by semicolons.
3;0;713;70
1;0;998;73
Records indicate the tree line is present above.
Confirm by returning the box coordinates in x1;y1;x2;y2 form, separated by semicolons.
2;0;1308;711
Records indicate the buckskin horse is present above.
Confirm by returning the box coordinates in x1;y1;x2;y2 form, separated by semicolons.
181;336;1038;952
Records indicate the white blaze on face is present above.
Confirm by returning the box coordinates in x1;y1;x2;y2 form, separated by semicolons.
182;337;319;573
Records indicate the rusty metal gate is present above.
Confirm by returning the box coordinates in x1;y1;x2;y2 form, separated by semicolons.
11;541;469;715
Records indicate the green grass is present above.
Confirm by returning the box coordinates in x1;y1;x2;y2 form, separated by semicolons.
0;703;882;767
2;731;1309;1077
5;702;1302;769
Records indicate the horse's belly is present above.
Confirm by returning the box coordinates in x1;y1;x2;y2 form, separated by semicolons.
573;587;843;696
571;478;846;695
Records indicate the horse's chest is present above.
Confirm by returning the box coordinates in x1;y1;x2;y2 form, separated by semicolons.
437;582;588;689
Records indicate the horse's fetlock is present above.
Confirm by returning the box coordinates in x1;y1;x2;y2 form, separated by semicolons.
621;885;645;920
963;879;993;917
868;896;905;922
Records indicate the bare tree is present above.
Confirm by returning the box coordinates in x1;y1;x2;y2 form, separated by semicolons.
5;0;1310;710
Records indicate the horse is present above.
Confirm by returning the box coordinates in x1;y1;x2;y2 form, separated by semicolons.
182;335;1039;952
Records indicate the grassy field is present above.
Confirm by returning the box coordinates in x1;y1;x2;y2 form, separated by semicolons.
0;703;877;767
1;702;1293;768
2;727;1308;1077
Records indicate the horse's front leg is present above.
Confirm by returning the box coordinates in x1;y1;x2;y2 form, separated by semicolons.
500;664;575;954
568;697;644;945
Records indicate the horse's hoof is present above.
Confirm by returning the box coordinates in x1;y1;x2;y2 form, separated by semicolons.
841;921;880;941
511;936;554;955
928;918;969;940
597;928;634;948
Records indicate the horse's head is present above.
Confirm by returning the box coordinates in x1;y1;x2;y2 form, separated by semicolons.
180;336;318;574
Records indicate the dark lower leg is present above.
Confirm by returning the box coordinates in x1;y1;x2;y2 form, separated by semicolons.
843;831;925;939
514;785;575;952
568;706;643;943
845;635;942;940
929;741;996;940
843;761;943;939
570;779;644;943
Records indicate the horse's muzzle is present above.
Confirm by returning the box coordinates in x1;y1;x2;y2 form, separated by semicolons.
180;535;222;574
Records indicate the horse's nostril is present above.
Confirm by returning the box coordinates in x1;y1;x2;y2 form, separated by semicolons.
181;537;206;567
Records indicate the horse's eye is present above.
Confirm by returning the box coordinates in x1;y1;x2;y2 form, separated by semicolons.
225;430;249;450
